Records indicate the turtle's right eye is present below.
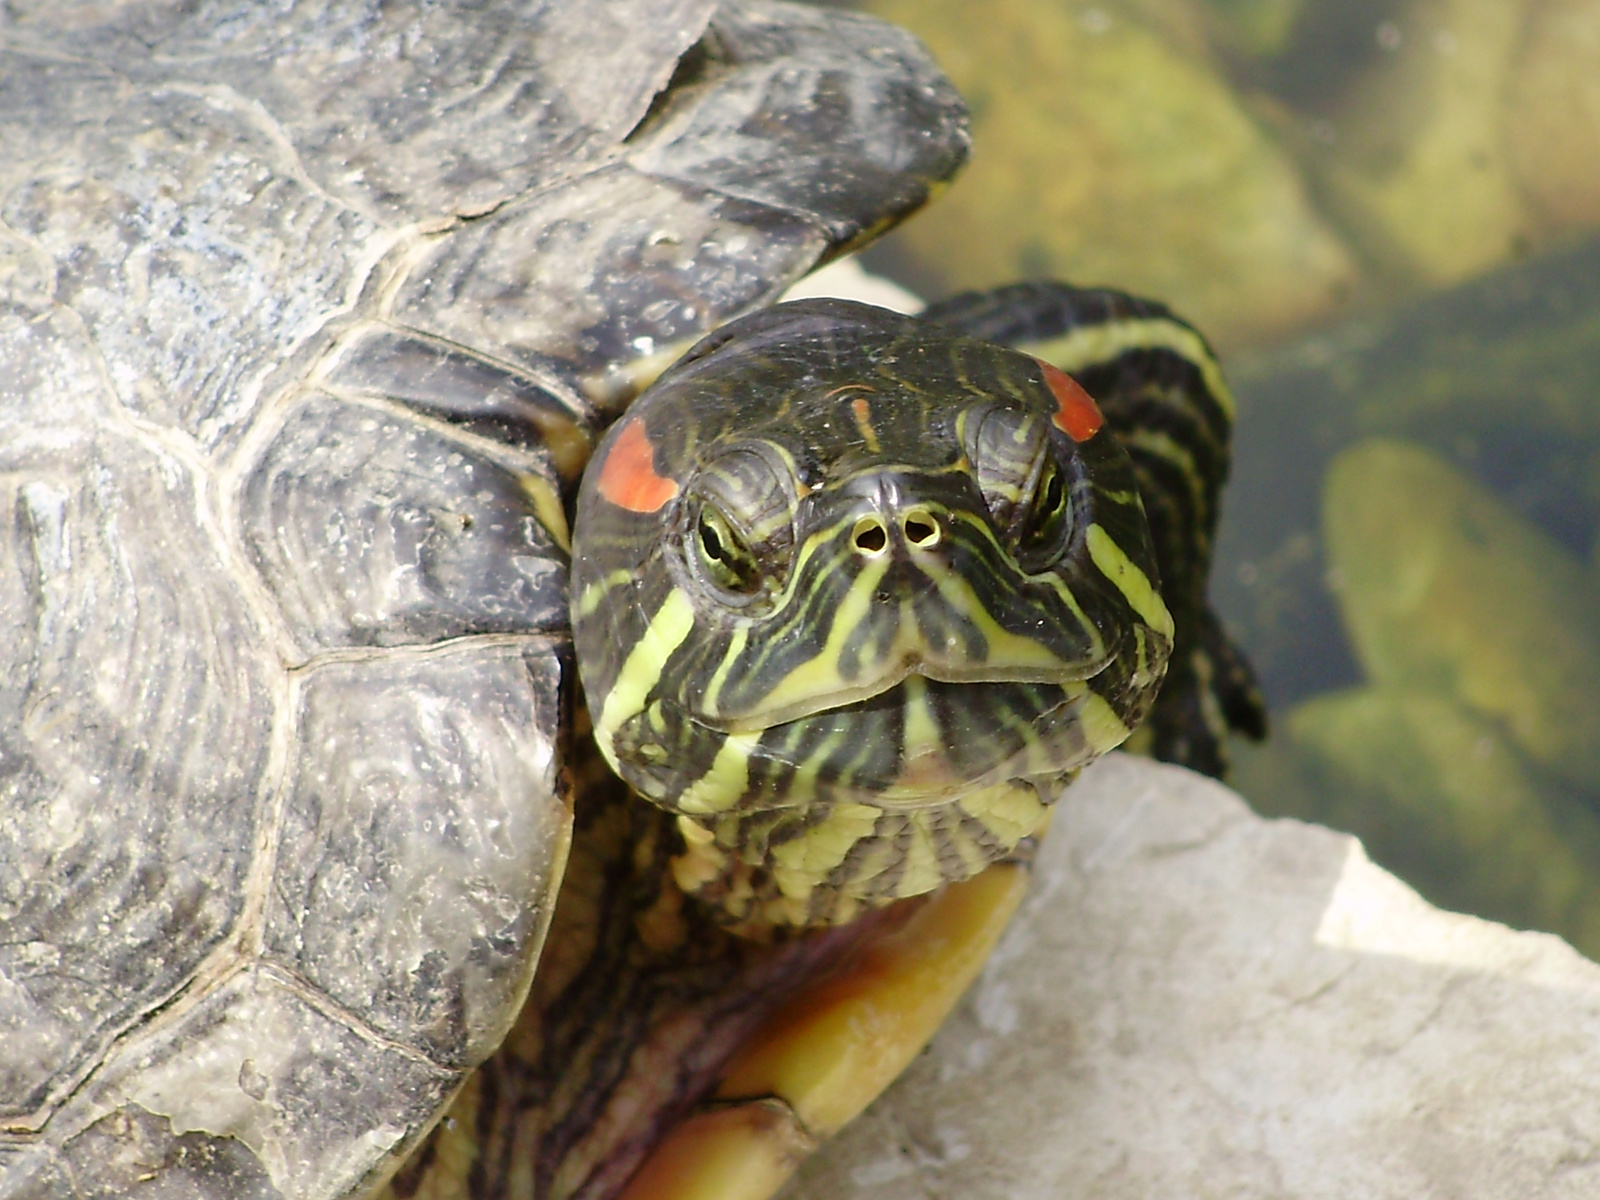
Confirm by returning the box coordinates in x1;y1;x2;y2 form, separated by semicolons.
679;444;797;608
693;504;763;597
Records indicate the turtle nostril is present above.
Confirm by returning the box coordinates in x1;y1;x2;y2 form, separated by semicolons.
853;517;888;555
903;510;940;548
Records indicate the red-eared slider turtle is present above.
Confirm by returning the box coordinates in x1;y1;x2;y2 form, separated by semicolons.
0;3;1263;1199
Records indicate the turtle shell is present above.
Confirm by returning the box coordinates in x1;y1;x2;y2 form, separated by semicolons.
0;2;966;1195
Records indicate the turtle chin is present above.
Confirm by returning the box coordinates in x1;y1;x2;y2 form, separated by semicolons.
644;673;1137;926
629;672;1136;820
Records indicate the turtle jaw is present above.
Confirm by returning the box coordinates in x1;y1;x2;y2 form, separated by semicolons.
653;672;1093;929
700;644;1113;734
656;665;1149;816
592;605;1167;928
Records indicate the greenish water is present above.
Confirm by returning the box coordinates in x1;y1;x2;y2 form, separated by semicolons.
851;0;1600;956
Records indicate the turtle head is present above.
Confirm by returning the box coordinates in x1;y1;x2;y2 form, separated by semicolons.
572;299;1172;918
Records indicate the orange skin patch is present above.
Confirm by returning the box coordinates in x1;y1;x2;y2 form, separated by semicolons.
1038;359;1105;442
597;417;680;513
848;391;881;453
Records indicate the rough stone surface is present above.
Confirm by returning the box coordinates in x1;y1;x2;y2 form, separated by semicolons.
785;753;1600;1200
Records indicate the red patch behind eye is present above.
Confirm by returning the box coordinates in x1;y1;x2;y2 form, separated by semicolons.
596;418;679;513
1037;359;1104;442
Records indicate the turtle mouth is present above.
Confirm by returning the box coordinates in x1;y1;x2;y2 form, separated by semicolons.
863;680;1093;809
698;649;1115;734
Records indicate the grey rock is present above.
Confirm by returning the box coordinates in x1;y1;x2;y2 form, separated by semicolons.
786;753;1600;1200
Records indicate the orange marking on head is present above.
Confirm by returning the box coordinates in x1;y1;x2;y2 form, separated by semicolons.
1038;359;1105;442
596;417;679;513
849;391;881;453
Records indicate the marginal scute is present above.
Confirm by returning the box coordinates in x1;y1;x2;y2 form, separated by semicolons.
264;645;569;1069
240;391;570;655
629;0;970;247
61;967;460;1200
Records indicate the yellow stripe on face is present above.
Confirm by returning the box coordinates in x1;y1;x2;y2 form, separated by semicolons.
1076;687;1136;755
899;675;942;764
1086;523;1174;640
594;588;696;761
728;550;891;727
1127;624;1166;695
575;568;637;618
701;625;749;719
1019;317;1236;420
915;553;1088;673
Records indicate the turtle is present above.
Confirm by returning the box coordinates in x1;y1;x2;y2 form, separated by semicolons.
0;2;1265;1199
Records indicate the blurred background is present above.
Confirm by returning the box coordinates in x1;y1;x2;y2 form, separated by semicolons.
829;0;1600;957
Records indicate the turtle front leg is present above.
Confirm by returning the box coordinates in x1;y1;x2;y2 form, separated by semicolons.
618;858;1031;1200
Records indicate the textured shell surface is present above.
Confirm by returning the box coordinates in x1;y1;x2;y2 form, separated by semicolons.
0;1;967;1196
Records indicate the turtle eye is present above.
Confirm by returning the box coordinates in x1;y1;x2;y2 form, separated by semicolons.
680;443;796;609
966;405;1048;534
693;504;763;597
1017;454;1071;568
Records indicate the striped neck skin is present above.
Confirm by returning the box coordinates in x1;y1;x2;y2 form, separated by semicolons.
571;299;1173;923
